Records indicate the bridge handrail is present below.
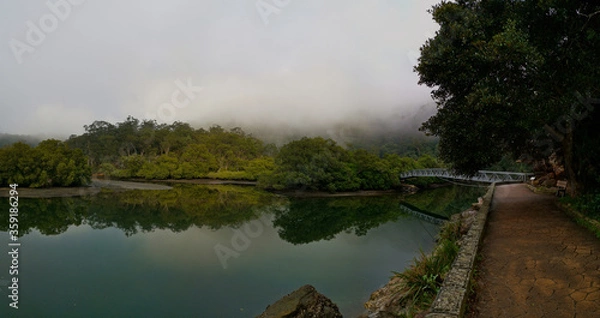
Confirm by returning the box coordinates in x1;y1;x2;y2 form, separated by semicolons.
399;169;533;183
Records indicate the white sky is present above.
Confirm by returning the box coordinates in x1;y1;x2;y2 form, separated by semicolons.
0;0;440;138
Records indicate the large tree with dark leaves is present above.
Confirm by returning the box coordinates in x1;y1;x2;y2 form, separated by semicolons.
416;0;600;194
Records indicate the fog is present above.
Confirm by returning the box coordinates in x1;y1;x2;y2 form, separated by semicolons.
0;0;440;139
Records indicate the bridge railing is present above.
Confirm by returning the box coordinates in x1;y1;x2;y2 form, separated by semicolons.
400;169;533;183
398;203;447;225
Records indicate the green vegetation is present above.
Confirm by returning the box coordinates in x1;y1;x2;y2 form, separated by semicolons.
565;210;600;240
0;140;90;187
562;192;600;220
561;193;600;238
66;117;274;181
485;155;532;173
260;137;442;192
62;116;442;191
394;220;461;316
348;135;440;159
0;116;443;191
416;1;600;194
1;113;447;191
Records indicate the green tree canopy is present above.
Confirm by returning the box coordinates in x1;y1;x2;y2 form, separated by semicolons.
0;140;90;187
260;137;439;191
67;118;274;181
264;137;360;192
416;0;600;193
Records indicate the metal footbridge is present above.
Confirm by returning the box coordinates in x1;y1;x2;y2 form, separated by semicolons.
400;168;532;184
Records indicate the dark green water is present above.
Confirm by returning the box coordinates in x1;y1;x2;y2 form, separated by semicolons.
0;184;485;317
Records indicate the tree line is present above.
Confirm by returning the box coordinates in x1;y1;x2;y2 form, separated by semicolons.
1;116;442;191
260;137;440;192
0;140;90;187
63;116;441;191
65;116;276;181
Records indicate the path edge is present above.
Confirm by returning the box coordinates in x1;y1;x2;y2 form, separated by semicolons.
425;183;496;318
558;202;600;239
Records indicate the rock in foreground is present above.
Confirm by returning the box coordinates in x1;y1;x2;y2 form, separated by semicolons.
257;285;343;318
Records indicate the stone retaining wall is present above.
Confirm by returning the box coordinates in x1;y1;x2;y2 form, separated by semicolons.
426;183;496;318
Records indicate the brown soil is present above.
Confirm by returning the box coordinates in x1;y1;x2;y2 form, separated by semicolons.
467;184;600;317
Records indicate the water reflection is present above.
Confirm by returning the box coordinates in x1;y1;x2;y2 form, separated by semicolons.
273;196;411;245
0;185;283;237
401;185;486;217
0;184;486;317
1;184;485;244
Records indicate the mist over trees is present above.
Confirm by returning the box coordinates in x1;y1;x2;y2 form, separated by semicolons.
416;0;600;193
0;115;442;191
60;116;441;191
0;133;40;148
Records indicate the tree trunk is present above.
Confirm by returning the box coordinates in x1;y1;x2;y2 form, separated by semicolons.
562;124;580;196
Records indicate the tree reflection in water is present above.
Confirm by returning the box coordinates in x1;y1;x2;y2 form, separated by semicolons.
1;185;283;237
1;184;485;244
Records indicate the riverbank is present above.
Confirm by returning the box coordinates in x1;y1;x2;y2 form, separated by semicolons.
0;179;172;198
129;178;258;186
0;178;427;198
362;184;494;317
135;178;426;197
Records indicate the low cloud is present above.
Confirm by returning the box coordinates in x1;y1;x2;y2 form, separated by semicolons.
0;0;439;138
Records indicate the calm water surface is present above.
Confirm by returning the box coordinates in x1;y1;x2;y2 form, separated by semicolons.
0;184;484;317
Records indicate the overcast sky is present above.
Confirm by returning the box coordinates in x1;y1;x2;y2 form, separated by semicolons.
0;0;440;138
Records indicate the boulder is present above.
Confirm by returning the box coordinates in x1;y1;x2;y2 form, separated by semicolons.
257;285;343;318
364;275;410;318
400;184;419;193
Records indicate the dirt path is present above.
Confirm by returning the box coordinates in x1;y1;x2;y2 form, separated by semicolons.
467;184;600;317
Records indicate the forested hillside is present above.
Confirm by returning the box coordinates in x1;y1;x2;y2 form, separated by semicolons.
0;116;443;191
65;116;275;181
62;116;442;191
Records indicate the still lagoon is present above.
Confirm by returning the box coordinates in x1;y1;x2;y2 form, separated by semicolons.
0;184;485;317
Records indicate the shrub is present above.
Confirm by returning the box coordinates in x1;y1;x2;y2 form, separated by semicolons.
393;220;461;312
